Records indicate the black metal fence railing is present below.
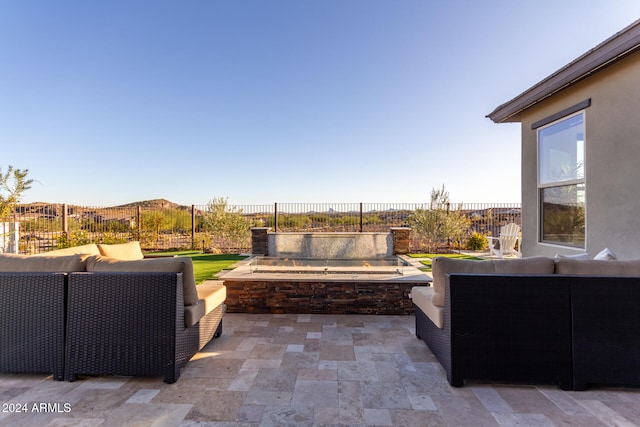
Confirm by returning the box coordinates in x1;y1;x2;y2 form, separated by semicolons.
5;202;521;254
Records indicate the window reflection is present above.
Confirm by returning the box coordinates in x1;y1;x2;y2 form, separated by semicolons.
540;185;585;246
539;114;584;184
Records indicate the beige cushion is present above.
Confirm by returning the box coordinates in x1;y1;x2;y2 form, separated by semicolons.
184;281;227;327
431;256;555;307
97;241;144;260
86;255;198;306
184;303;205;329
33;244;100;257
0;253;89;272
411;286;443;328
555;259;640;275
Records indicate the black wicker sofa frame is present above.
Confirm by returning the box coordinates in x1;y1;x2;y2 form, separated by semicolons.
0;273;67;381
570;275;640;391
65;272;224;384
415;273;640;391
0;271;224;383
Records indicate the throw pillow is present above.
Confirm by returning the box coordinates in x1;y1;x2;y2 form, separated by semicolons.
33;244;101;257
593;248;617;260
97;241;144;260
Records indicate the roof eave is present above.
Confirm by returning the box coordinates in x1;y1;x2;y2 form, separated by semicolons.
487;19;640;124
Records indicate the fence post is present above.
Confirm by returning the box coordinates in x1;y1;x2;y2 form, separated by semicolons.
274;203;278;232
359;203;363;232
62;204;68;235
191;205;196;249
137;206;141;241
446;202;450;248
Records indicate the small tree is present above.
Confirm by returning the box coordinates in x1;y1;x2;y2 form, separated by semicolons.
0;165;34;253
0;165;33;221
201;197;250;252
409;184;470;253
138;211;166;251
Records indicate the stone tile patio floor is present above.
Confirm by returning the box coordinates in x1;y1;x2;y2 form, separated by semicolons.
2;313;640;426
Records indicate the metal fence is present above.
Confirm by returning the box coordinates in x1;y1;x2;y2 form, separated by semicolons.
5;202;521;254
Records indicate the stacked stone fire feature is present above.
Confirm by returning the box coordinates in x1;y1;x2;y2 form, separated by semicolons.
221;228;430;315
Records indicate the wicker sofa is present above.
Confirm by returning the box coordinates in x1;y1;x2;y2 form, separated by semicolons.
0;272;67;380
0;242;226;383
412;256;640;391
557;259;640;391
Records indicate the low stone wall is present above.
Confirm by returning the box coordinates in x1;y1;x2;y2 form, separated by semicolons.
250;227;412;257
224;279;417;315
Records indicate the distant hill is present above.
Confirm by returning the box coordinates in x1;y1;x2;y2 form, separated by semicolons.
114;199;188;209
17;199;193;214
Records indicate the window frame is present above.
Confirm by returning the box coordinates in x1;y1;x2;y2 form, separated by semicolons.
536;110;586;248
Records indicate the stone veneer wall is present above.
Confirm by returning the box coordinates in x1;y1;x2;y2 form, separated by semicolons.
390;227;410;255
250;227;412;256
251;227;270;255
224;280;416;315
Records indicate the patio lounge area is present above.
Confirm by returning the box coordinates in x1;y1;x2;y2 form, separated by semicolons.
1;312;639;426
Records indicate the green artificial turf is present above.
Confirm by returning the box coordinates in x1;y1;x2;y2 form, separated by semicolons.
147;251;248;284
407;253;483;271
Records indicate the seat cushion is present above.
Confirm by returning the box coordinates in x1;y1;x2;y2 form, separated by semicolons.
86;255;199;305
555;259;640;275
431;256;555;307
97;241;144;260
0;253;89;272
184;281;227;327
411;286;443;328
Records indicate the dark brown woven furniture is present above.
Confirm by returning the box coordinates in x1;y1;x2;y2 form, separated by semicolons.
415;274;573;390
0;273;66;381
65;272;223;383
571;276;640;390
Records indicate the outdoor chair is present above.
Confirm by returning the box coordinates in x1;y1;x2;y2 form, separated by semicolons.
487;222;521;258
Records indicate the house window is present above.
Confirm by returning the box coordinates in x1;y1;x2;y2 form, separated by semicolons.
537;112;585;247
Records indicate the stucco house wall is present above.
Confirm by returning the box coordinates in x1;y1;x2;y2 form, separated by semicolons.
488;19;640;260
519;52;640;259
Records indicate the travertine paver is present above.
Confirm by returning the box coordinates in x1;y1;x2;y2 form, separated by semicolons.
0;313;639;426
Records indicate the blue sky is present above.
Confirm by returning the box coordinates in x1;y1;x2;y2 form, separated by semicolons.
2;1;639;206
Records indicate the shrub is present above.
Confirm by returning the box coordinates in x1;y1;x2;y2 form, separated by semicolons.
56;231;91;249
201;197;251;251
467;232;488;251
409;185;470;252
